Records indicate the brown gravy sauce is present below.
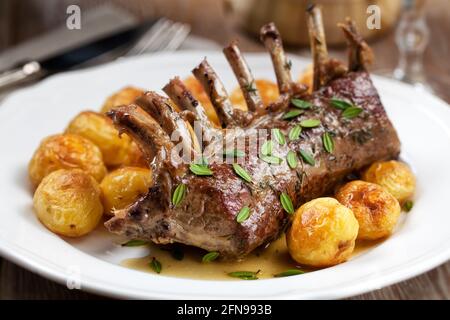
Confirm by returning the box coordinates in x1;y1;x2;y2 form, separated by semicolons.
121;237;383;280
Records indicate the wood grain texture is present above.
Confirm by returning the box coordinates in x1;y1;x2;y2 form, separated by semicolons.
0;0;449;300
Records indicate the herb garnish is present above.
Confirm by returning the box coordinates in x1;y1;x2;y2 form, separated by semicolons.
282;109;303;120
403;200;414;212
322;132;334;153
121;239;149;247
190;163;213;176
261;140;274;156
228;270;259;280
300;119;321;128
287;150;298;169
236;206;251;223
272;128;286;145
172;183;187;207
331;97;363;119
202;251;219;262
245;80;257;92
280;192;294;214
330;97;353;110
342;106;363;119
260;154;283;165
232;163;252;183
288;125;302;141
274;269;305;277
299;149;316;166
150;257;162;273
291;98;312;109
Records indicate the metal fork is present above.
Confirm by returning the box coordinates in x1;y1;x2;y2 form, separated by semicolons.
125;18;191;56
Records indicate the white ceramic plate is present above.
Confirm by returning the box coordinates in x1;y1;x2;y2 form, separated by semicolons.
0;52;449;300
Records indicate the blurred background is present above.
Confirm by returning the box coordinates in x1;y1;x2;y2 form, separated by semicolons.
0;0;448;100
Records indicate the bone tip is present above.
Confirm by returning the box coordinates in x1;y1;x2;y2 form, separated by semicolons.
259;22;279;41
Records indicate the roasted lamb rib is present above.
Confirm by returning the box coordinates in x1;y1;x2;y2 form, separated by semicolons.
106;6;400;259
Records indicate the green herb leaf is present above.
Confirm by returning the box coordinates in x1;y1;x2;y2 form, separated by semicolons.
322;132;334;153
202;251;219;262
342;106;363;119
291;98;312;109
121;239;149;247
403;200;414;212
280;192;294;214
189;163;213;176
261;140;274;156
172;183;187;207
223;149;245;158
245;80;257;92
272;128;286;145
287;150;298;169
236;206;251;223
299;149;315;166
274;269;305;277
232;163;252;183
300;119;321;128
330;97;352;110
288;125;302;141
285;60;292;70
149;257;162;273
228;271;259;280
260;154;283;165
282;109;303;120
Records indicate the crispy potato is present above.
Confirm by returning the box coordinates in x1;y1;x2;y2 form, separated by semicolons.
28;133;107;188
336;180;401;240
230;79;279;110
33;169;103;237
65;111;144;167
286;197;359;267
362;160;416;203
100;167;152;215
100;86;144;114
298;64;313;93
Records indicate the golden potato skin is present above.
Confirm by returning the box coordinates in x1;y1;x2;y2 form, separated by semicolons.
28;133;107;188
286;197;359;267
100;86;144;113
65;111;143;167
230;79;279;110
362;160;416;203
100;167;152;215
336;180;401;240
33;169;103;237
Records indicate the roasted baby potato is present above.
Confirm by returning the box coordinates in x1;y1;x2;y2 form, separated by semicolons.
65;111;144;167
100;167;152;215
362;160;416;203
286;197;359;267
230;79;279;110
28;133;107;188
336;180;401;240
33;169;103;237
100;86;144;114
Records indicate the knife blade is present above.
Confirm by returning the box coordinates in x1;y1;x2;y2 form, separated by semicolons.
0;20;155;92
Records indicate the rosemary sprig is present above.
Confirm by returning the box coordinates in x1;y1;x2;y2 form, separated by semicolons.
282;109;303;120
228;270;259;280
291;98;312;109
299;149;315;166
190;163;213;176
288;125;302;141
274;269;305;277
272;128;286;145
322;132;334;153
287;150;298;169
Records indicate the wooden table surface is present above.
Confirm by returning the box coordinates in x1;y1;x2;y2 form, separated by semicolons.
0;0;449;300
